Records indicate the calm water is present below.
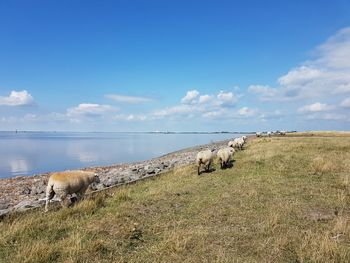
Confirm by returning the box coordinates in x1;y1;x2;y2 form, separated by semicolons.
0;132;245;178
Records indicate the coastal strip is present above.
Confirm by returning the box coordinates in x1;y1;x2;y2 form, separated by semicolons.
0;138;237;218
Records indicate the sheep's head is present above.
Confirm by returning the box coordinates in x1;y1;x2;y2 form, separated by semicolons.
89;174;101;191
94;174;100;184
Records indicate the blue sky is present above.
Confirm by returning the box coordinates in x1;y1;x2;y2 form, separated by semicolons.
1;0;350;131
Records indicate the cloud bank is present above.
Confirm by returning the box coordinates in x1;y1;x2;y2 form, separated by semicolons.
105;94;153;104
0;90;34;106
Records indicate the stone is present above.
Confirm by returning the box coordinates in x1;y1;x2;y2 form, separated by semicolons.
93;183;105;191
104;177;119;187
0;201;10;210
31;181;46;195
0;209;10;218
13;200;44;212
21;187;31;195
146;168;155;174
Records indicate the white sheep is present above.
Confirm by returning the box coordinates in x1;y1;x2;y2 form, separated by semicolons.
228;140;236;148
256;132;262;137
228;137;245;150
217;147;235;169
242;135;247;142
196;149;215;175
280;130;286;135
45;170;100;212
267;131;272;137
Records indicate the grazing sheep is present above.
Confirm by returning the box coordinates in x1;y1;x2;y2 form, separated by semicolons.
45;170;100;212
242;135;247;142
228;140;236;148
267;131;272;137
256;132;262;137
237;137;245;150
217;147;235;169
228;137;245;150
280;130;286;135
196;149;215;175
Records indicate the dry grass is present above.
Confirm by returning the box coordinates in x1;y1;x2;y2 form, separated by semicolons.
0;132;350;262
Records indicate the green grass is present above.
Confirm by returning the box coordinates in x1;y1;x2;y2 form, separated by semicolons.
1;132;350;262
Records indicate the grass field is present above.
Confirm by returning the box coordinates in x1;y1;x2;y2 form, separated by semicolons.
0;132;349;263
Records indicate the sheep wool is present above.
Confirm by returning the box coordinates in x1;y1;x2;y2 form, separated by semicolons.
217;147;235;169
45;170;100;212
228;137;245;150
196;149;214;175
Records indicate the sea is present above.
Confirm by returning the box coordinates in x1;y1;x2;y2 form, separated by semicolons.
0;131;247;178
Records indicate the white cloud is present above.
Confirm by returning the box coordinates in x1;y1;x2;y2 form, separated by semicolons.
248;85;279;101
181;90;199;104
340;97;350;108
154;89;241;120
201;108;231;119
105;94;153;103
307;113;347;121
278;66;323;86
238;107;256;117
113;114;147;121
322;113;347;120
202;110;222;118
67;103;115;117
259;110;284;121
0;90;34;106
153;104;194;118
216;91;238;106
334;83;350;94
298;102;334;113
250;27;350;101
198;94;213;104
315;27;350;69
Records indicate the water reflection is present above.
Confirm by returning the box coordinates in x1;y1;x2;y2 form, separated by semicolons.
10;159;30;175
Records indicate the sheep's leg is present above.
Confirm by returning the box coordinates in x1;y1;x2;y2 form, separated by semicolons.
197;165;201;175
75;190;86;203
58;193;68;208
45;186;55;212
45;198;51;212
76;193;82;202
45;199;49;212
206;160;211;172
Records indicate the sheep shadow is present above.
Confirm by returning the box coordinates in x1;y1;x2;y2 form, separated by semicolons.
198;167;216;175
220;159;236;170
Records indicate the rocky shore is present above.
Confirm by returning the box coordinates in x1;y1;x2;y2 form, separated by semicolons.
0;138;234;218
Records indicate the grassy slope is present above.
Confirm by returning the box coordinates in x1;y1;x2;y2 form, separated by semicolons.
0;133;349;263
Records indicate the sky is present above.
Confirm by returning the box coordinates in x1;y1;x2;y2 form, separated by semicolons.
0;0;350;132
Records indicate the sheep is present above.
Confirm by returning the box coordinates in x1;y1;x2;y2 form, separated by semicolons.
256;132;262;137
228;140;236;148
242;135;247;142
196;149;215;175
236;137;245;150
217;147;235;169
280;130;286;135
267;131;272;137
45;170;100;212
228;137;245;150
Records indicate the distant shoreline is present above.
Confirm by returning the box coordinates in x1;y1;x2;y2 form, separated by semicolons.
0;130;257;134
